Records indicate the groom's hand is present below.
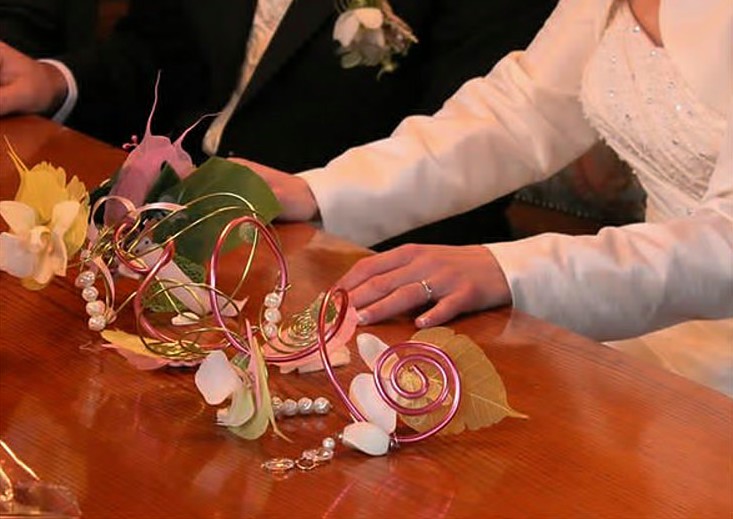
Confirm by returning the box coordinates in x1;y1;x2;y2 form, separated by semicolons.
0;42;68;117
228;157;319;222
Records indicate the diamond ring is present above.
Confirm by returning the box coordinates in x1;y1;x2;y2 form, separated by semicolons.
419;279;433;303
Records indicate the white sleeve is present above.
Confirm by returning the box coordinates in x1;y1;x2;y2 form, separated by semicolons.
38;59;78;123
300;0;606;247
487;108;733;341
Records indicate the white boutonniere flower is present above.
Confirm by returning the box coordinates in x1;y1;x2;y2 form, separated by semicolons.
333;0;417;76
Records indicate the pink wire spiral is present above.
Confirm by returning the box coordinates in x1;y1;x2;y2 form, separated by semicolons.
315;288;462;445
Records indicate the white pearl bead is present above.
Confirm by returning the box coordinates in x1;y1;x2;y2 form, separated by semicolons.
85;300;106;316
281;399;298;417
313;397;331;415
322;437;336;451
297;397;313;415
88;315;106;332
81;286;99;302
75;270;96;288
264;308;281;324
264;291;282;309
262;322;278;339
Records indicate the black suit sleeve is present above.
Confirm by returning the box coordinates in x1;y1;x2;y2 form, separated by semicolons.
60;0;208;145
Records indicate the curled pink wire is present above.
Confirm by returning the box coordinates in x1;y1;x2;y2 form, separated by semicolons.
208;215;288;355
315;288;462;445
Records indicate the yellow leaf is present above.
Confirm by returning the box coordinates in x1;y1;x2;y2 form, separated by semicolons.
101;329;164;358
398;327;527;435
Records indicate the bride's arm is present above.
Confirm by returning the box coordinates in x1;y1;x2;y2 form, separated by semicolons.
299;0;605;247
488;110;733;341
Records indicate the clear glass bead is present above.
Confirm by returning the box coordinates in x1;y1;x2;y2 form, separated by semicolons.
297;397;313;415
262;322;278;339
75;270;96;288
88;315;106;332
281;399;298;417
322;437;336;451
264;291;282;309
313;397;331;415
264;308;281;324
85;300;106;316
81;286;99;302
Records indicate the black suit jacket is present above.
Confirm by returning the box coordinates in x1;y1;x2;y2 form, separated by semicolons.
63;0;555;248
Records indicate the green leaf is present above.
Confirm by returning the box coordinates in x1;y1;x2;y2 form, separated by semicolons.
152;157;281;263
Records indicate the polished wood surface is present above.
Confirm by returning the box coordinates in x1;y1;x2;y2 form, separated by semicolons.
0;116;731;518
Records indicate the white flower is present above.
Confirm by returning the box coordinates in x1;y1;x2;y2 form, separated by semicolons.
194;350;255;427
333;7;384;48
0;200;81;286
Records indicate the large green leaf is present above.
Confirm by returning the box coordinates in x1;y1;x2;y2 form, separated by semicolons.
153;157;281;263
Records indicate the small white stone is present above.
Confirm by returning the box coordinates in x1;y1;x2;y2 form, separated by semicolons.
322;437;336;451
81;286;99;302
75;270;96;288
297;397;314;415
281;399;298;417
88;315;106;332
85;300;106;316
313;397;331;415
342;422;391;456
264;291;282;309
264;308;281;324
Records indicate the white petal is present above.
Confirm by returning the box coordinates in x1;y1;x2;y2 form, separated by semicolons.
333;11;360;46
216;384;255;427
0;233;36;277
171;312;200;326
354;7;383;29
0;201;36;235
50;200;80;236
356;333;390;371
349;373;396;433
342;422;391;456
195;350;242;405
32;232;67;283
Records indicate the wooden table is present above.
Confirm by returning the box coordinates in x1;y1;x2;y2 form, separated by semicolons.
0;116;731;518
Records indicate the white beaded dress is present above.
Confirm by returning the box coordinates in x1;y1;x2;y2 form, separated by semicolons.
580;2;732;396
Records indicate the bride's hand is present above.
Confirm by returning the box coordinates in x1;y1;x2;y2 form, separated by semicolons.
337;244;512;327
228;157;319;221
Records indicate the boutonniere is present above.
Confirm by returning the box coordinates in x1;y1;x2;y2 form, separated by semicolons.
333;0;417;76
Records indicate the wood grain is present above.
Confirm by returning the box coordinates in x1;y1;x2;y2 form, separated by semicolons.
0;116;731;518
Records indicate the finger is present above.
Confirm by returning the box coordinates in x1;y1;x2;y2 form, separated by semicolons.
336;245;417;292
357;280;432;325
348;263;421;309
415;292;471;328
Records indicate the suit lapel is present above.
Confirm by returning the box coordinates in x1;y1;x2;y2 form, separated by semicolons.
239;0;335;105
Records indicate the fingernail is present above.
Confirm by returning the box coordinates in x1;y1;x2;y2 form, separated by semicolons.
416;315;430;328
357;311;368;326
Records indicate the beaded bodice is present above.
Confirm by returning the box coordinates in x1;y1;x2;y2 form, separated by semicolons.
581;2;726;221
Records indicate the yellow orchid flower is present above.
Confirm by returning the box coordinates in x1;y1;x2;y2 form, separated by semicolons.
5;140;89;258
